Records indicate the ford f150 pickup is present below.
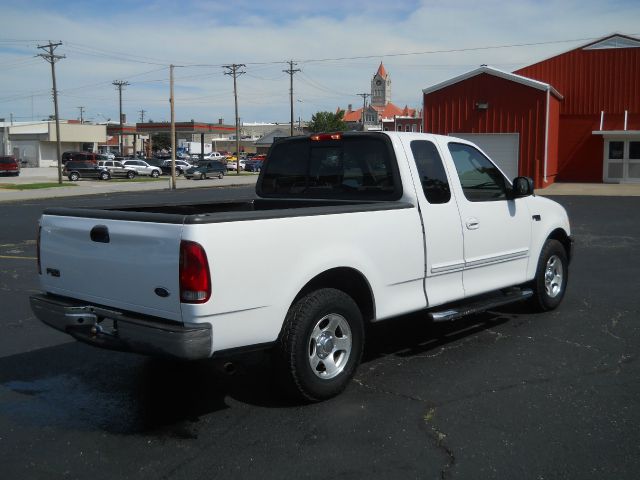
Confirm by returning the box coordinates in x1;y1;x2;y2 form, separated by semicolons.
31;132;572;401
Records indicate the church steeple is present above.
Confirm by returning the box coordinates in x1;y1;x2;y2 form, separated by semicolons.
371;62;391;107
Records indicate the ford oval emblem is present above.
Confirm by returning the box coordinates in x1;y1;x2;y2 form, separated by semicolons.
154;287;170;298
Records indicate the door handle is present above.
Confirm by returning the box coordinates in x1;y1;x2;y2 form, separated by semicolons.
466;218;479;230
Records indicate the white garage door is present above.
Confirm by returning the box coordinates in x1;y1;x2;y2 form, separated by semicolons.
450;133;520;180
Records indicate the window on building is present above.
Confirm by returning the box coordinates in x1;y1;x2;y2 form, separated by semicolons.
630;141;640;159
405;125;411;132
412;125;417;132
396;125;402;131
448;143;508;202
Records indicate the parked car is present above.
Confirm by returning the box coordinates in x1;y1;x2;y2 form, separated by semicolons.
226;159;247;171
0;155;20;176
122;159;162;177
63;160;111;181
203;152;225;161
244;159;264;172
97;160;137;179
161;159;192;175
62;151;100;165
184;160;226;179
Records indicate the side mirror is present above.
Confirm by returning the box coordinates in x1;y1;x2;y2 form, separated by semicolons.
511;176;534;198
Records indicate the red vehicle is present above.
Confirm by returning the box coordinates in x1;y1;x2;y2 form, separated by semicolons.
0;156;20;176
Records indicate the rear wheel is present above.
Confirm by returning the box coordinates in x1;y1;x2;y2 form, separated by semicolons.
69;172;79;181
530;239;568;311
200;173;206;180
218;172;223;179
100;171;110;181
276;288;364;402
126;171;136;179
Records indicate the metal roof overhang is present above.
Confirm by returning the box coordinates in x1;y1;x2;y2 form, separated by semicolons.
592;130;640;136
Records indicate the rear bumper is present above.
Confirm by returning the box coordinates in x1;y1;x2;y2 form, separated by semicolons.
30;294;212;360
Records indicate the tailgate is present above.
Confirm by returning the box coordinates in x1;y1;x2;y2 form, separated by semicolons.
39;214;184;322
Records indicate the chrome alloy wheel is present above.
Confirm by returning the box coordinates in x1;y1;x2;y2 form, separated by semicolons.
544;254;564;298
308;313;352;379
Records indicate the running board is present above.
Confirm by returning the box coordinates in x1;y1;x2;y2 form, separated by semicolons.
428;288;533;322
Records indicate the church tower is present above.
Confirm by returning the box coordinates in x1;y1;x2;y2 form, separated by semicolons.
371;62;391;107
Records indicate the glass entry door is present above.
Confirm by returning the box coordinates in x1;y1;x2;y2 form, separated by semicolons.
604;139;640;183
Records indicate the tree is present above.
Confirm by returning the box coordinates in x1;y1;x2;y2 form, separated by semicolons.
151;133;171;151
307;110;347;133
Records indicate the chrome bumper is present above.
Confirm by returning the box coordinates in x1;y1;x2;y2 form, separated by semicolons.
30;294;212;360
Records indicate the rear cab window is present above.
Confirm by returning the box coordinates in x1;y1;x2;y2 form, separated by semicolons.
258;133;402;200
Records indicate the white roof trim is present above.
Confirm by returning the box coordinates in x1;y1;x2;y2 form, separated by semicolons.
583;35;640;50
422;65;563;99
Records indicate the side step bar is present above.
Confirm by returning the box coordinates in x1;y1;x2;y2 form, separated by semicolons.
428;288;533;323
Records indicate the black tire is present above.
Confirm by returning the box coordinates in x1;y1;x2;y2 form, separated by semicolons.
151;169;160;178
200;173;206;180
530;239;568;312
126;171;136;179
100;171;110;181
69;172;79;181
218;172;223;179
276;288;364;402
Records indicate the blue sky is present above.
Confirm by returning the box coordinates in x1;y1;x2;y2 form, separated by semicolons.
1;0;639;124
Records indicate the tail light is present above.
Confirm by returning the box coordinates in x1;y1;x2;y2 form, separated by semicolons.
36;223;42;275
310;133;342;141
179;240;211;304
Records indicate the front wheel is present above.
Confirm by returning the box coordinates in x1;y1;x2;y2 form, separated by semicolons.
530;239;568;312
200;172;206;180
218;172;223;179
276;288;364;402
151;169;160;178
69;172;79;181
126;171;136;179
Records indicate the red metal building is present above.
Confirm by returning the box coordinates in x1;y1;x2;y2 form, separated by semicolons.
423;34;640;185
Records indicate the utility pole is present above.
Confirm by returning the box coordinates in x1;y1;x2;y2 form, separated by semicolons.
37;41;65;185
113;80;130;155
223;64;245;175
169;65;176;189
283;60;300;136
77;106;85;124
357;93;370;131
138;109;146;123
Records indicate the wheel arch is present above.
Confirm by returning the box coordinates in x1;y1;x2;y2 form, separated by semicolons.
547;228;573;263
293;267;375;324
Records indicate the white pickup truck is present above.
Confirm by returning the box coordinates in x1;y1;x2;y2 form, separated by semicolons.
31;132;572;401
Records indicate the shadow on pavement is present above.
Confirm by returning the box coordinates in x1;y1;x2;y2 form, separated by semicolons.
0;308;520;436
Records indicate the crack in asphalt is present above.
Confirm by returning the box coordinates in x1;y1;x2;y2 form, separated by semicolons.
352;378;455;479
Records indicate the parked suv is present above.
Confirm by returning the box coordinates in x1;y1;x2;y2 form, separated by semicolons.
184;160;226;179
63;160;111;181
0;156;20;176
122;159;162;177
97;160;137;179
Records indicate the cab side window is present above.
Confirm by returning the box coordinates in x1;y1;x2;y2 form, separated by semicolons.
410;140;451;204
448;143;508;202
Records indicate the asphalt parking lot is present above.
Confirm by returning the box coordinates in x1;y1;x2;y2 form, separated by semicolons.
0;187;638;479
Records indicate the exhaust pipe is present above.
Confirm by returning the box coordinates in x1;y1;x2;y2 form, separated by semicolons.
223;362;236;375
